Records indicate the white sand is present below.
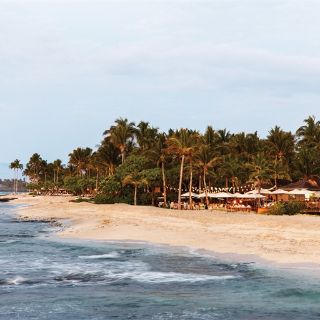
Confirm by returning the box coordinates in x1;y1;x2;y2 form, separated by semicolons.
12;195;320;267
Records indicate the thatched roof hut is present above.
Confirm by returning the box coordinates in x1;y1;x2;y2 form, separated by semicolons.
283;175;320;191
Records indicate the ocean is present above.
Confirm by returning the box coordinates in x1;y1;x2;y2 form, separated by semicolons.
0;203;320;320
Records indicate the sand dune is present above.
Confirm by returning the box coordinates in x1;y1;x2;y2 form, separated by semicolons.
12;195;320;267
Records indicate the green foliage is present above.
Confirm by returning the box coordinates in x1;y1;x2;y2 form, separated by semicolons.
21;115;320;201
140;168;161;186
94;194;115;204
71;197;93;203
99;176;121;195
138;192;153;205
63;176;95;195
116;155;148;180
268;201;306;215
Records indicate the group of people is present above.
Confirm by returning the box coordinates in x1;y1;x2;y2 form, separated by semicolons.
157;199;255;212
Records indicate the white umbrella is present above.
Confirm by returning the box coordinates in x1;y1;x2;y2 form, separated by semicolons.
271;189;289;195
288;189;314;196
210;192;234;198
246;188;272;195
199;193;220;198
232;192;244;198
181;192;199;198
241;193;266;199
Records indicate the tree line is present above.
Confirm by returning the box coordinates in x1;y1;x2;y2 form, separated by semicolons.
14;115;320;207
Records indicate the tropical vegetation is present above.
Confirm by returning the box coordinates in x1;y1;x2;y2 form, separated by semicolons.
19;116;320;206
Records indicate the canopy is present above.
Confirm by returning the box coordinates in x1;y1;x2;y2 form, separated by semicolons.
232;192;243;198
241;193;266;199
181;192;199;198
288;189;314;195
246;188;272;195
271;189;289;195
209;192;234;198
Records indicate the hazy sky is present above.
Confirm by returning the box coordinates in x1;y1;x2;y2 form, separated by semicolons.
1;0;320;177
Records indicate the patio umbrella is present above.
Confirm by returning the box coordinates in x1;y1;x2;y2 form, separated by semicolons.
241;193;266;199
210;192;234;198
246;188;272;195
232;192;244;198
181;192;200;198
288;189;314;196
271;189;289;195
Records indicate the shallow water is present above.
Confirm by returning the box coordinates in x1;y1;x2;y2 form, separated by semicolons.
0;203;320;319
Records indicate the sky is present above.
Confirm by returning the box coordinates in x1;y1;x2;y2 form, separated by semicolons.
1;0;320;178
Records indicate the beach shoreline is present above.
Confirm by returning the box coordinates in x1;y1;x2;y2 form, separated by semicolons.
11;194;320;271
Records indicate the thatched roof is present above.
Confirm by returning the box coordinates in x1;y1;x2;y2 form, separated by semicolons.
283;175;320;191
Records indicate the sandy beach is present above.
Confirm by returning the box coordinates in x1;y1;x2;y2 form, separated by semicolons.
11;195;320;267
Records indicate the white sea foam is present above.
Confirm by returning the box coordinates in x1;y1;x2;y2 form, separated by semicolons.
108;270;239;284
0;240;18;244
78;252;120;259
5;276;26;285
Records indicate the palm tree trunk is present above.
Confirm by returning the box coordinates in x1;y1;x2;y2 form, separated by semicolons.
203;168;209;207
122;152;125;165
225;177;229;190
178;154;185;210
16;169;19;193
121;146;126;165
95;169;99;192
134;184;137;206
14;169;17;194
189;159;193;208
161;161;167;207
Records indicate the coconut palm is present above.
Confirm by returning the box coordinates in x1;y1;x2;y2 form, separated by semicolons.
103;118;136;164
294;147;320;177
96;138;121;176
296;115;320;147
219;155;241;192
195;144;221;207
9;159;23;193
136;121;159;151
68;147;93;176
166;129;199;209
24;153;43;183
145;132;168;207
267;126;295;163
247;153;273;193
122;174;148;206
52;159;63;185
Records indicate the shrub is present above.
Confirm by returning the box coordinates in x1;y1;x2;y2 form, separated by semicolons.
71;197;92;203
268;201;306;215
94;194;115;204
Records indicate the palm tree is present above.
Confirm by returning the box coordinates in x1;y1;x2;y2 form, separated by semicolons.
136;121;159;152
247;153;273;193
267;126;295;163
146;132;168;207
122;174;148;205
103;118;136;164
24;153;43;183
52;159;63;185
219;155;241;192
196;144;221;207
296;115;320;147
9;159;23;193
68;147;93;176
166;129;199;209
294;147;320;177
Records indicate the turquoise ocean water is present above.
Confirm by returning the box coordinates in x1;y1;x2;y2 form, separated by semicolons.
0;203;320;319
